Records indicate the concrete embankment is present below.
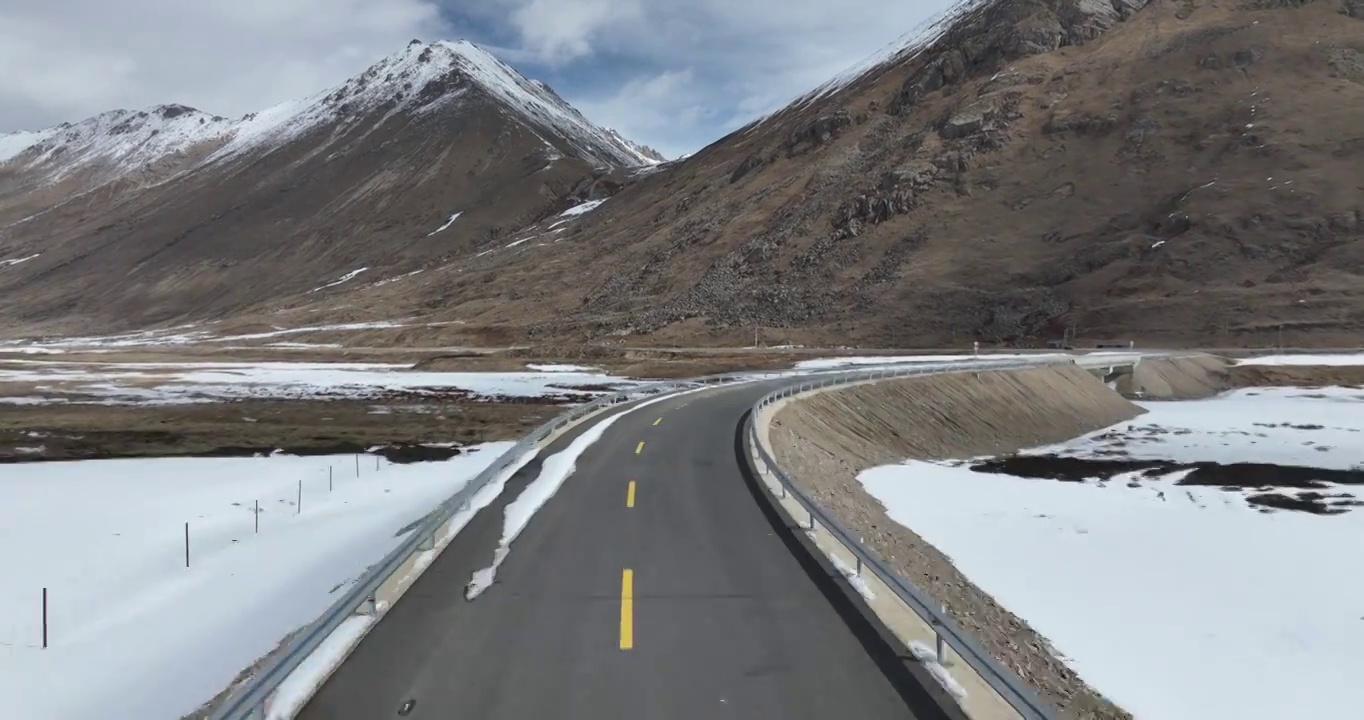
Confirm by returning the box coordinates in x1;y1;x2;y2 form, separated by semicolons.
1116;353;1364;396
1114;354;1230;400
769;363;1144;720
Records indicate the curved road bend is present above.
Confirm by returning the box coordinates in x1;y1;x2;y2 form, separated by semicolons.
299;380;959;720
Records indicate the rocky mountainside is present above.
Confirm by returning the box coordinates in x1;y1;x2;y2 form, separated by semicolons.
3;2;1362;348
518;0;1363;348
0;40;659;334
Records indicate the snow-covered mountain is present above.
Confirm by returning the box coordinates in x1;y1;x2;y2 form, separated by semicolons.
0;40;666;336
0;40;661;195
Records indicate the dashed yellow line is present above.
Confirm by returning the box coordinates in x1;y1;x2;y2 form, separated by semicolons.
653;417;662;426
620;569;634;650
635;441;645;455
626;481;636;508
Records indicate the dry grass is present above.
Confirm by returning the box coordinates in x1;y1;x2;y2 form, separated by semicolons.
0;399;555;463
1229;363;1364;388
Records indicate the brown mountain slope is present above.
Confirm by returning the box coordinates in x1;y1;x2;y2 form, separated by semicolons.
291;0;1363;350
522;0;1364;347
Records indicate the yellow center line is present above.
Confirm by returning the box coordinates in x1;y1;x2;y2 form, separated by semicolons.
635;441;645;455
620;569;634;650
626;480;636;508
652;417;662;426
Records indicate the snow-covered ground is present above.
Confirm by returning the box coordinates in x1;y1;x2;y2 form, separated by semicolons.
859;388;1364;720
0;445;510;720
793;353;1061;370
0;360;640;404
1029;387;1364;471
1236;353;1364;366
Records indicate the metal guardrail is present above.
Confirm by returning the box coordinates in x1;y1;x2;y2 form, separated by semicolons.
212;370;753;719
742;357;1104;720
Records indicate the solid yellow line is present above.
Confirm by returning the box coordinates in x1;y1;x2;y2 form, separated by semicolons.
626;480;636;508
653;417;662;426
635;441;645;455
620;569;634;650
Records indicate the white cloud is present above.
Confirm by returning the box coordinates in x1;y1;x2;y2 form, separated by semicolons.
0;0;449;132
509;0;641;64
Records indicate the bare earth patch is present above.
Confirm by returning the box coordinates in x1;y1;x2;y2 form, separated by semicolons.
0;399;553;463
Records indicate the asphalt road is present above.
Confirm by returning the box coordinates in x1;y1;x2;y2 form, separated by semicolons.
298;381;957;720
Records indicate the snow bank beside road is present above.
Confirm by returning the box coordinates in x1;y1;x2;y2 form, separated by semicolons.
0;445;509;720
465;387;706;599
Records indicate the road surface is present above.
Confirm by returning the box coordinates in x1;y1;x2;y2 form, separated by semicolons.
298;380;958;719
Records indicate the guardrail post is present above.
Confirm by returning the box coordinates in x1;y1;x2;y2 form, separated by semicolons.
806;507;815;531
934;602;949;666
355;593;377;616
418;532;435;552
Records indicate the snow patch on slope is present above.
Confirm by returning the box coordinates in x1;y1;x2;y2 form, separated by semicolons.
0;254;40;267
309;269;369;294
558;199;605;217
427;212;461;236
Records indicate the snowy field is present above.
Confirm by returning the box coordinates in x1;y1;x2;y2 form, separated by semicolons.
1235;353;1364;366
793;353;1063;370
0;445;510;720
0;359;638;405
1029;387;1364;471
859;388;1364;720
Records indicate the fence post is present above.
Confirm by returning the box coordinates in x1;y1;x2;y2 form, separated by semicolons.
329;466;333;491
254;500;259;534
376;455;380;471
355;454;360;477
41;587;47;649
184;522;190;568
297;480;302;514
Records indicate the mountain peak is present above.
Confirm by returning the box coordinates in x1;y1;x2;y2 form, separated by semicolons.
0;37;660;188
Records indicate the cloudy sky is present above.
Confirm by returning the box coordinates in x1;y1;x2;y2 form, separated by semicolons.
0;0;958;158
